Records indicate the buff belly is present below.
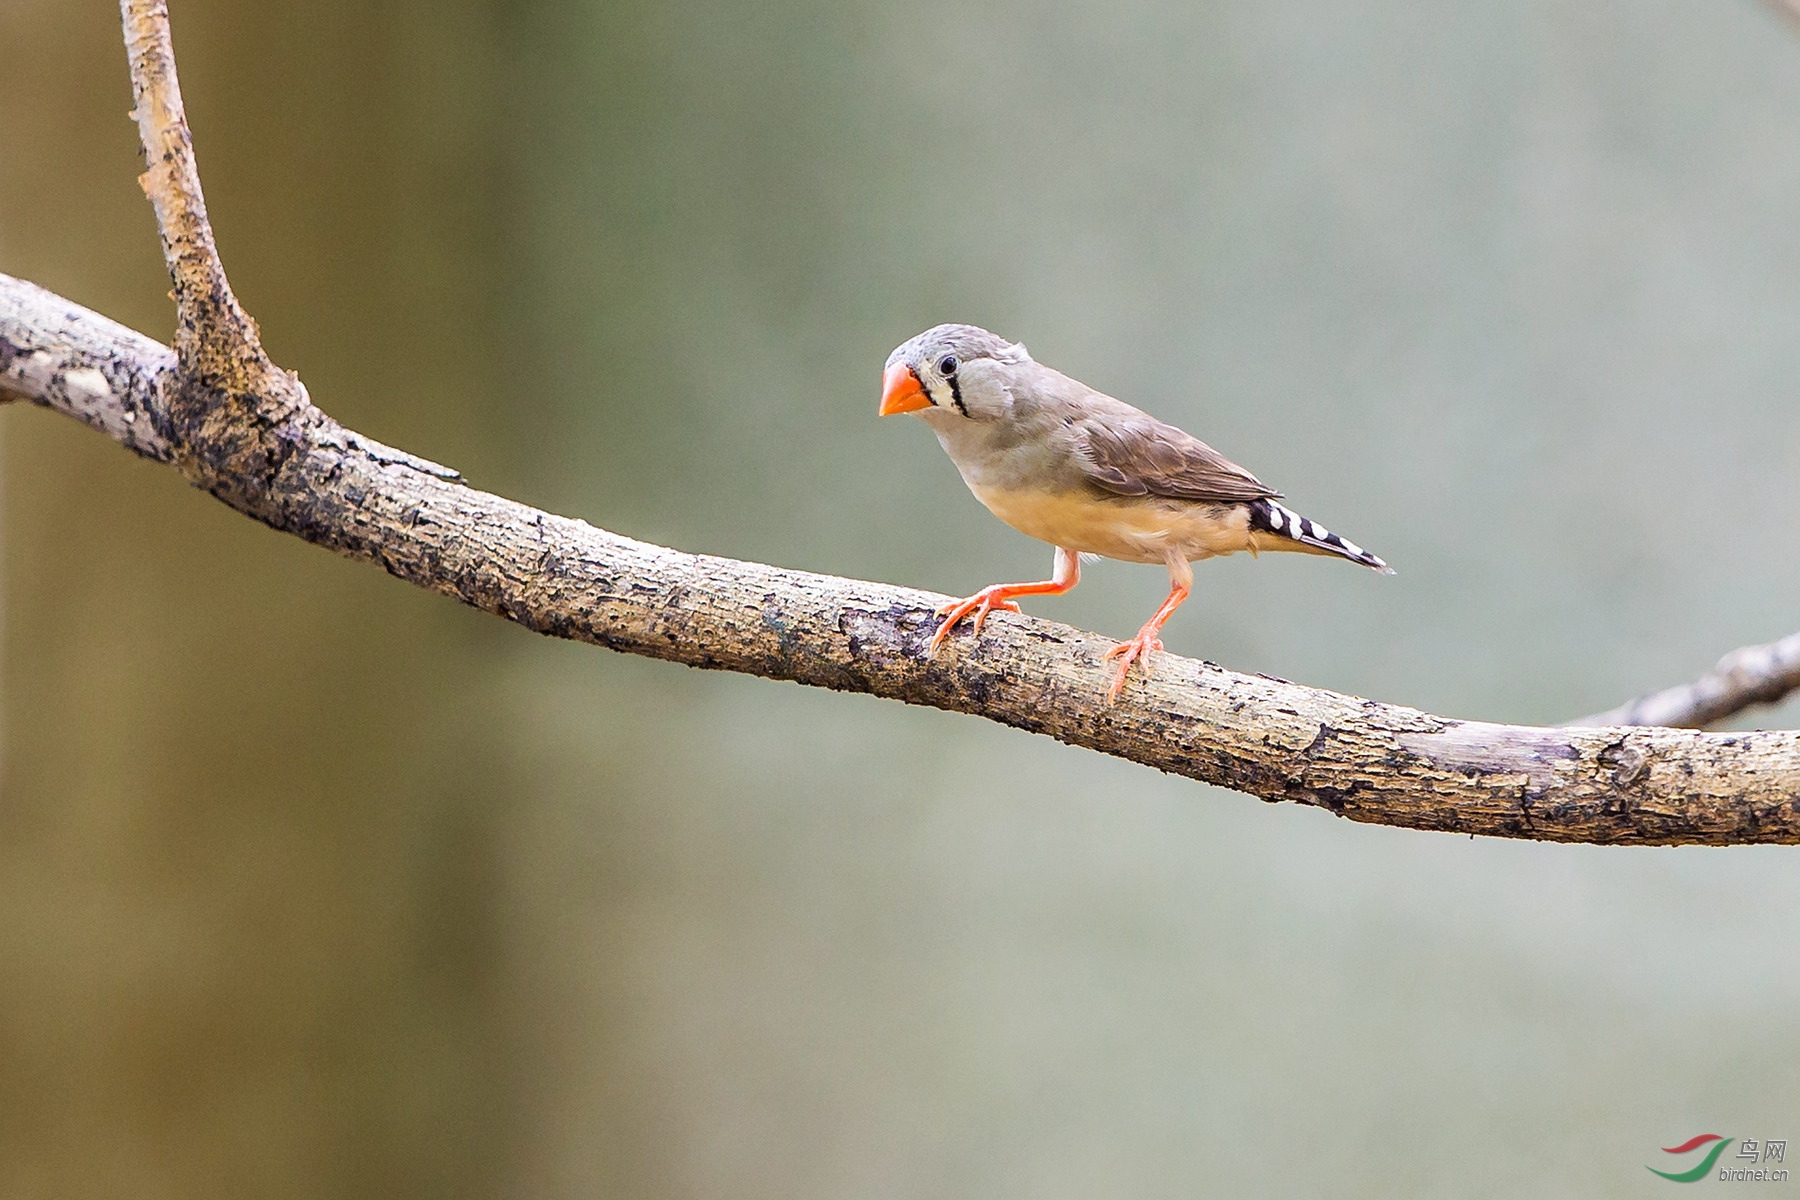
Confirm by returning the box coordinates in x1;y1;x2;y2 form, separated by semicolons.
968;483;1257;565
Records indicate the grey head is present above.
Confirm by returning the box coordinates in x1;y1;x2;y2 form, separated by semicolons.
879;323;1034;423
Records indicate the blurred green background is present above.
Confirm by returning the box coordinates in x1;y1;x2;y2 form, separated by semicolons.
4;0;1800;1196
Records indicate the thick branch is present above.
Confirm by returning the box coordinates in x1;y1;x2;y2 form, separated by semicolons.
5;272;1799;845
1577;632;1800;729
5;0;1797;847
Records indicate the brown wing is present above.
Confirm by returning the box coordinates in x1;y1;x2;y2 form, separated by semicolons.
1074;415;1279;504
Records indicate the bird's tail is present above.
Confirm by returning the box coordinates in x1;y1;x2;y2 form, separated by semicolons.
1249;499;1394;573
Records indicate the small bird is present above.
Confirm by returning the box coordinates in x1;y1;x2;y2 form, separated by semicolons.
880;323;1392;701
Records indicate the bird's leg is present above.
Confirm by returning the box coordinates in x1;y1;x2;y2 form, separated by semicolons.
929;547;1081;654
1103;555;1194;702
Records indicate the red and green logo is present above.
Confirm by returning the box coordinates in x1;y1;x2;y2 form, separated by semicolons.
1650;1135;1735;1182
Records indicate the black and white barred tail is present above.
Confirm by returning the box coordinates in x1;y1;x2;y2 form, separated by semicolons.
1250;499;1394;573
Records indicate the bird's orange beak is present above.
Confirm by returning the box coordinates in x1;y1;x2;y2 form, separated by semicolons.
879;363;931;416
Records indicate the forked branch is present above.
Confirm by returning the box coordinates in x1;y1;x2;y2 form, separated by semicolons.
0;2;1795;846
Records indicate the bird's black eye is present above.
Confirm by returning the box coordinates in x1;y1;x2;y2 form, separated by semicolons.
936;354;958;376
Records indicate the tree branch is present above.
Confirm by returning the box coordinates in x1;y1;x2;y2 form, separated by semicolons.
120;0;324;516
3;1;1798;846
8;270;1798;846
1576;631;1800;729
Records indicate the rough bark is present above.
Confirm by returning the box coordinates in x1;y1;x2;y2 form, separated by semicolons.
2;0;1797;847
7;272;1799;846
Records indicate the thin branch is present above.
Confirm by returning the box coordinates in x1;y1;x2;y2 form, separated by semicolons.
3;2;1798;846
119;0;323;513
122;0;258;365
1576;632;1800;729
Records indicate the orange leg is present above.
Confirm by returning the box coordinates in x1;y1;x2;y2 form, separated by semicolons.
929;547;1080;654
1103;556;1194;702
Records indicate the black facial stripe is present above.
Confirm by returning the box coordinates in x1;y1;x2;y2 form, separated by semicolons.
947;372;967;416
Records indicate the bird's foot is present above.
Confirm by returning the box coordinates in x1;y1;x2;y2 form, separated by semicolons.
1103;627;1165;702
928;587;1024;654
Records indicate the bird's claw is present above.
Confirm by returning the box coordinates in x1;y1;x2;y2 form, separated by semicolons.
1103;629;1165;702
928;589;1023;654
